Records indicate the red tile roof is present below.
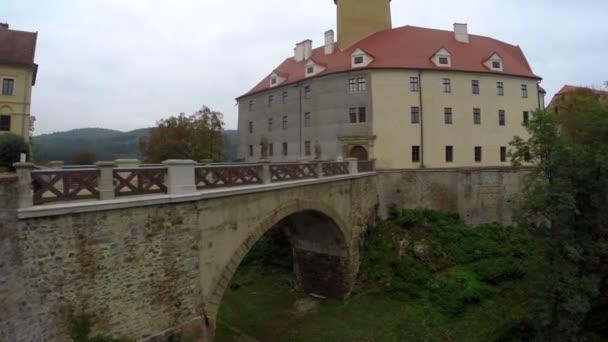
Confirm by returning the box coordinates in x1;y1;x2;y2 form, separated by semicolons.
0;25;38;67
554;85;608;97
238;25;540;99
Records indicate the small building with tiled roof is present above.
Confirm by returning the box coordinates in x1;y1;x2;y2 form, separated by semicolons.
0;23;38;141
237;0;545;169
548;85;608;111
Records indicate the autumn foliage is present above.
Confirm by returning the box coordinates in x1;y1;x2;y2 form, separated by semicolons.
139;106;227;163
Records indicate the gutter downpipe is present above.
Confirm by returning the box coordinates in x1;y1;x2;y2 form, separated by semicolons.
418;70;425;168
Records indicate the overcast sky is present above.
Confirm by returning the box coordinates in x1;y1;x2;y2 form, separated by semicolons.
2;0;607;135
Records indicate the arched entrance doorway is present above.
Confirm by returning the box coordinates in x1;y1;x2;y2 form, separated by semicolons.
349;145;368;161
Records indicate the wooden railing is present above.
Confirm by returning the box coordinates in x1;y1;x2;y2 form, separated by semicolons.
357;160;376;173
31;168;100;205
322;162;349;177
18;158;375;207
270;163;318;182
114;167;168;197
195;164;262;189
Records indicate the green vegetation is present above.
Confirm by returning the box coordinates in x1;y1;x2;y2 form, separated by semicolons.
0;133;29;169
69;312;132;342
217;210;539;342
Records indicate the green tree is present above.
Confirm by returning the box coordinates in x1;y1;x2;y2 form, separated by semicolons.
0;133;30;169
139;106;227;163
510;89;608;340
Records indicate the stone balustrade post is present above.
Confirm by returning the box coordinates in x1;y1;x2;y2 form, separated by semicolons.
95;161;116;201
162;160;197;195
346;158;358;175
261;160;271;184
115;159;140;168
13;162;35;208
316;161;324;178
47;161;64;169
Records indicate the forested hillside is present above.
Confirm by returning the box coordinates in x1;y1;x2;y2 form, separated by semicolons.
32;128;238;163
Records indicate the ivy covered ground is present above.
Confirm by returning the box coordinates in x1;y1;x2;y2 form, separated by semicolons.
216;209;539;342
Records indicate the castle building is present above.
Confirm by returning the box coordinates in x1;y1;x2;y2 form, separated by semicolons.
0;23;38;141
236;0;544;169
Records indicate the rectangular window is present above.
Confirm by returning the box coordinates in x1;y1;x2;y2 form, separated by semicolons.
268;118;273;131
349;78;357;93
282;142;288;156
268;95;274;107
445;146;454;163
412;146;420;163
410;77;419;92
304;112;311;127
354;56;364;64
358;107;367;123
304;86;311;99
0;115;10;131
1;79;14;95
521;84;528;98
500;146;507;162
411;107;420;124
304;141;312;156
497;82;504;96
282;91;288;104
248;100;254;112
492;61;501;69
306;66;314;74
473;108;481;125
444;107;453;125
357;77;366;92
523;111;529;125
271;77;277;85
475;146;482;162
249;145;254;157
248;121;253;133
349;108;357;123
499;110;506;126
282;116;288;130
443;78;452;93
472;80;480;94
269;143;274;157
439;56;449;65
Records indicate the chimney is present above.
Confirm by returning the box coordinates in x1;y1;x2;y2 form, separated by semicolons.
454;23;469;43
0;23;9;30
324;30;335;55
294;39;312;62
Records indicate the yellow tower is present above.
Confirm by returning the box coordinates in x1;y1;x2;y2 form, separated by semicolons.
335;0;392;50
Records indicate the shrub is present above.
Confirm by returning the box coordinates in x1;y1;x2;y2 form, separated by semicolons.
0;133;29;168
430;269;492;317
471;257;527;285
360;221;400;284
388;258;432;300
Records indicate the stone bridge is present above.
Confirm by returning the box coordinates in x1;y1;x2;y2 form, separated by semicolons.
0;159;378;341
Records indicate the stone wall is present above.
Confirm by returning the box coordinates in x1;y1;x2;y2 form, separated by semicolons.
377;168;534;225
0;175;378;342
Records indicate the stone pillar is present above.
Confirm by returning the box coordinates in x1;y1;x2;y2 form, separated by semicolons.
316;161;324;178
47;161;64;169
346;157;358;174
13;162;35;208
162;160;197;195
115;159;140;168
261;160;271;184
95;161;116;200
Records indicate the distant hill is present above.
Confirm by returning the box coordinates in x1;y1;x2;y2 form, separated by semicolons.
33;128;239;163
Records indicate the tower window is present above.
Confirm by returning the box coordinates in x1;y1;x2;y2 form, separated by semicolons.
282;142;288;156
248;121;253;133
249;145;254;157
444;107;453;124
269;144;274;157
499;110;506;126
412;146;420;163
0;115;10;131
475;146;482;162
304;112;312;127
282;116;288;130
523;111;529;125
411;107;420;124
304;141;312;156
500;146;507;162
443;78;452;93
268;118;273;131
410;77;419;92
445;146;454;163
473;108;481;125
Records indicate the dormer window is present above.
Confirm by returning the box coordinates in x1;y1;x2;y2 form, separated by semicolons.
269;72;285;87
492;61;501;69
484;53;504;72
432;48;452;67
351;48;374;68
353;56;364;65
271;77;277;85
306;66;314;75
304;60;326;78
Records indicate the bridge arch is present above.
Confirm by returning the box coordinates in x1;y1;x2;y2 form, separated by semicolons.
203;200;359;338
